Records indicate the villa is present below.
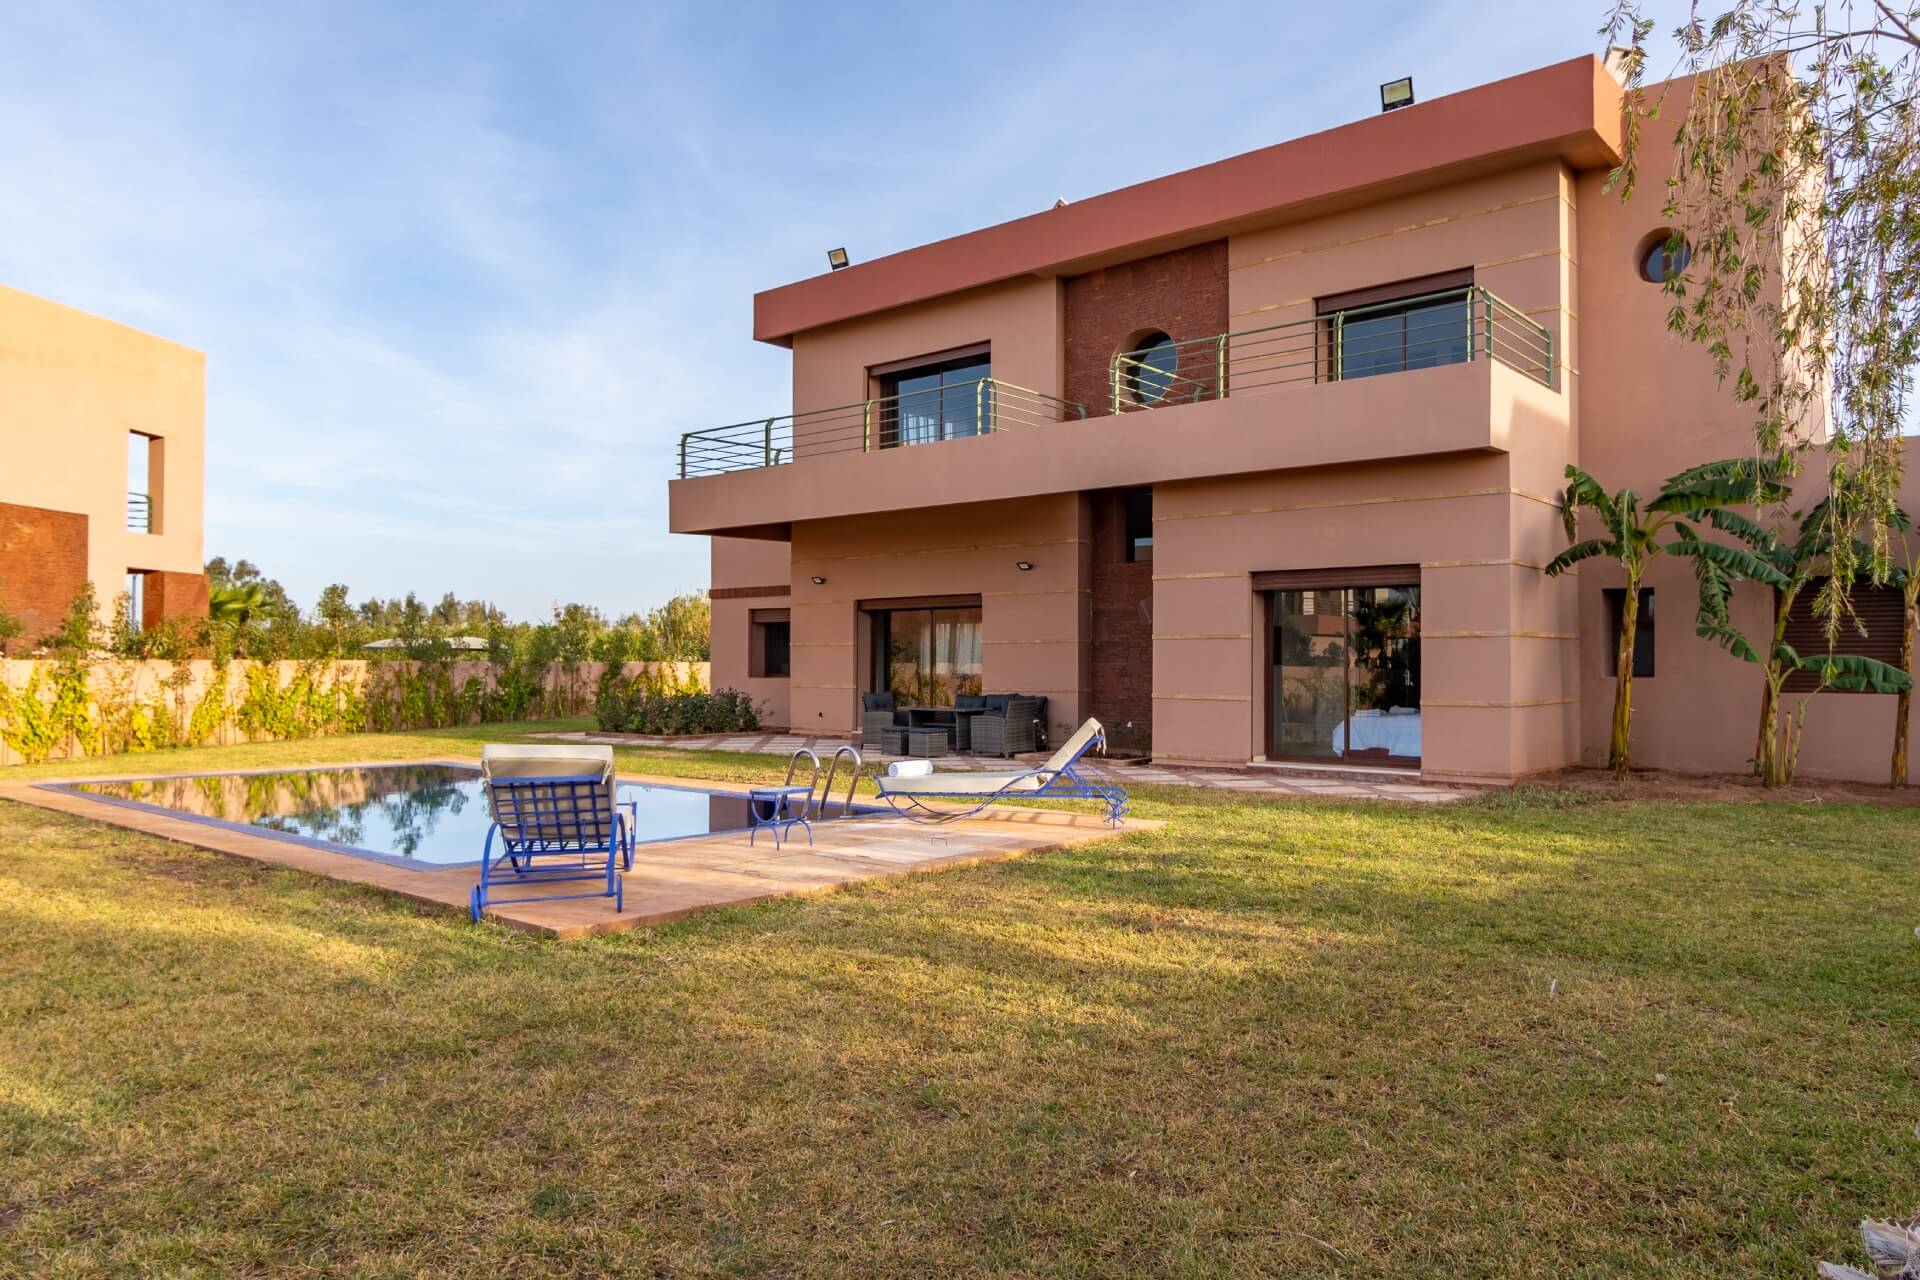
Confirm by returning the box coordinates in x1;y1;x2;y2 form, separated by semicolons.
0;283;209;640
674;54;1914;786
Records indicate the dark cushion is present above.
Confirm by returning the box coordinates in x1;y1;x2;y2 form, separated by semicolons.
982;694;1013;714
955;694;986;710
861;691;895;711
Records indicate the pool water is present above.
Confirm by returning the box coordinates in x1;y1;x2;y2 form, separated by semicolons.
65;763;760;867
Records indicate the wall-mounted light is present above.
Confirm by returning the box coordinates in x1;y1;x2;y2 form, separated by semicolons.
1015;561;1034;572
810;575;827;585
1379;76;1414;112
826;247;850;271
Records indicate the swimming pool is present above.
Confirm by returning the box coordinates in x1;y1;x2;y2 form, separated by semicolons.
56;763;766;868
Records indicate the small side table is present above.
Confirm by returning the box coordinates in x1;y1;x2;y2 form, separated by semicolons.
906;727;953;758
747;785;814;848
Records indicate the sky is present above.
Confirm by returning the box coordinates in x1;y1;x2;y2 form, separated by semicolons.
0;1;1698;621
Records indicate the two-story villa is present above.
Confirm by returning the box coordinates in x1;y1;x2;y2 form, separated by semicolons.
670;55;1918;785
0;284;208;645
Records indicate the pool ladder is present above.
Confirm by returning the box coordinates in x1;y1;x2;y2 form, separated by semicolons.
785;745;863;819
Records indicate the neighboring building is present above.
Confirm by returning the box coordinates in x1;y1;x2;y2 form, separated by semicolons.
671;55;1918;784
0;283;208;645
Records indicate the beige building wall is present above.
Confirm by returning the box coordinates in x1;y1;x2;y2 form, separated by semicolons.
0;284;206;626
786;495;1088;743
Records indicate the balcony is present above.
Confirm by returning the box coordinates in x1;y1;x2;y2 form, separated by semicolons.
1109;286;1552;414
669;287;1563;537
679;380;1086;478
127;492;152;533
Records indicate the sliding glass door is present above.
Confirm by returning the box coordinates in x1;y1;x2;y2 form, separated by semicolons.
871;606;983;705
1271;584;1421;764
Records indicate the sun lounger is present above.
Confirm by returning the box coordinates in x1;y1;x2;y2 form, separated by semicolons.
471;744;634;921
873;718;1127;825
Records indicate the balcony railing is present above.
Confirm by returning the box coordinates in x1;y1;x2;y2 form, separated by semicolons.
127;492;152;532
678;378;1086;478
1110;285;1554;414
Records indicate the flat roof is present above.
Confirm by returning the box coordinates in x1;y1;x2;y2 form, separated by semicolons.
753;55;1622;346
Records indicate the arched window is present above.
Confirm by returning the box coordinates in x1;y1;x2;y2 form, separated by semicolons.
1639;232;1694;284
1121;331;1178;405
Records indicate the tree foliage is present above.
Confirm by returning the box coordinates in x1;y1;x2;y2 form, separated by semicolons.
1602;1;1920;621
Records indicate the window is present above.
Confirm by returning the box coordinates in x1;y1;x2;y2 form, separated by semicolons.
1120;332;1178;405
1639;232;1694;283
127;432;159;533
876;348;991;448
125;571;148;632
1124;487;1153;562
1318;270;1474;382
1604;587;1655;678
1780;580;1906;692
750;610;790;678
1265;577;1422;764
866;602;983;705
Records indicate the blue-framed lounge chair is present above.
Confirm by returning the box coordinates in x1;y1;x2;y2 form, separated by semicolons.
874;718;1128;826
471;744;634;922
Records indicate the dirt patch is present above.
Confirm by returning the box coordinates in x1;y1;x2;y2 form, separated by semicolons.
1518;765;1920;807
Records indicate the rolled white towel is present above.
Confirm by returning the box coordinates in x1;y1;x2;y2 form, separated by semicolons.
886;759;935;778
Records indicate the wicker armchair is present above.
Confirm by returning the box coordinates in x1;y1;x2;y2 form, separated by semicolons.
860;692;905;752
970;695;1043;757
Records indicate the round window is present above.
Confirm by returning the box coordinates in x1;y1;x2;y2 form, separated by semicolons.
1639;233;1694;283
1123;331;1178;404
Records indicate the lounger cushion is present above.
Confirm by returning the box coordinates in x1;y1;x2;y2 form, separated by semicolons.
877;770;1046;796
480;743;614;781
1037;718;1103;774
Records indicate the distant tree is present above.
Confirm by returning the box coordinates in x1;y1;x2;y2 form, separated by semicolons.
643;590;711;661
315;583;354;655
1602;2;1920;626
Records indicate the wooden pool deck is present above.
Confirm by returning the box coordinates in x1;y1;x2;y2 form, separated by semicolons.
1;757;1151;938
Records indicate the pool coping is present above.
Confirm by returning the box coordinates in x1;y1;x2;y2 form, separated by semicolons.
33;761;887;872
2;755;1153;938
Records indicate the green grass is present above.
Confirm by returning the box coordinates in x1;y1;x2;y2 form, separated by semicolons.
1;724;1916;1277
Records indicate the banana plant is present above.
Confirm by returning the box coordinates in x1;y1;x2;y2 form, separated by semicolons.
1548;457;1791;778
1672;498;1913;787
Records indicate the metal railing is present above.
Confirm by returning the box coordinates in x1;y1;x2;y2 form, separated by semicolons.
127;492;152;532
678;377;1086;478
1110;285;1554;414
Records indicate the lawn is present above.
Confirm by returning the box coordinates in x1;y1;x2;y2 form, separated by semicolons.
1;723;1916;1278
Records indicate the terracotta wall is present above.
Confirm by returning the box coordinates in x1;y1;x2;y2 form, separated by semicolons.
786;495;1089;742
708;535;793;728
1088;489;1153;752
1062;242;1228;417
0;501;88;647
144;569;210;628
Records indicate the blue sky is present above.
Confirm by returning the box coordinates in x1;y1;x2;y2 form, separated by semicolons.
0;1;1695;620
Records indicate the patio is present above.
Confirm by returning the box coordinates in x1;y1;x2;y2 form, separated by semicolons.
1;759;1146;939
533;730;1471;804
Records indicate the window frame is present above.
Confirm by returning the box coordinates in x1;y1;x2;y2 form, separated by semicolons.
749;609;791;679
872;345;993;449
